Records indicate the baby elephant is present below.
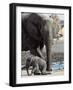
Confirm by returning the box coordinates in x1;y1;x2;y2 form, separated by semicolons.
26;56;47;75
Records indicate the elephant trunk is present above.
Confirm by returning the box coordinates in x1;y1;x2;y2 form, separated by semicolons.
44;29;52;71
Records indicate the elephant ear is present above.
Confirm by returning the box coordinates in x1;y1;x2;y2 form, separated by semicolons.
26;20;42;41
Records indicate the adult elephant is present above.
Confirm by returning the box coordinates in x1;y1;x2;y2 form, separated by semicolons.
22;13;58;71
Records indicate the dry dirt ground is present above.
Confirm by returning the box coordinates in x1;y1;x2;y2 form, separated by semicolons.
21;69;64;76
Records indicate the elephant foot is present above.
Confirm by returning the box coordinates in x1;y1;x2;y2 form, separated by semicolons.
46;68;52;71
34;72;41;75
41;72;51;75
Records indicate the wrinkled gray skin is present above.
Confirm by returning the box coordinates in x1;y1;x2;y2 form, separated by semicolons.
26;56;46;75
22;13;60;71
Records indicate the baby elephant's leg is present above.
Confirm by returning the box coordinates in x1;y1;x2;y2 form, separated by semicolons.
34;64;41;75
41;61;47;75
